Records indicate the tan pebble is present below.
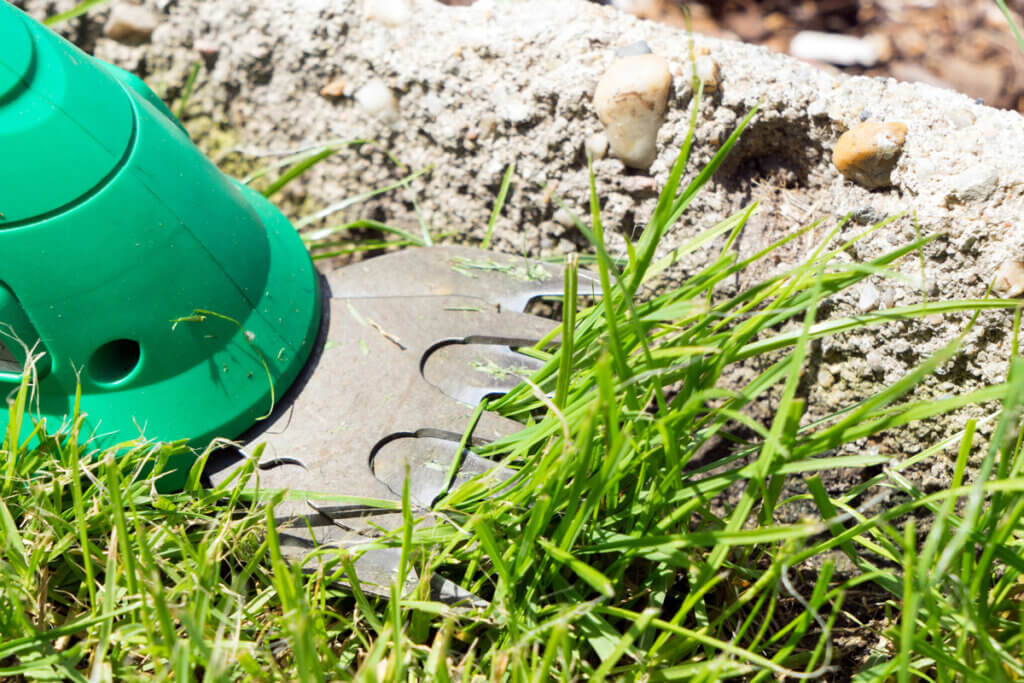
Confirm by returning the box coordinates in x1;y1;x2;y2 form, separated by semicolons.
593;53;672;169
994;260;1024;298
319;78;346;98
103;3;159;44
832;121;908;189
695;55;720;92
365;0;411;27
763;13;787;32
621;175;658;195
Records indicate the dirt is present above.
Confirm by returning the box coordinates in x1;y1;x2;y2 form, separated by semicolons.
444;0;1024;112
596;0;1024;113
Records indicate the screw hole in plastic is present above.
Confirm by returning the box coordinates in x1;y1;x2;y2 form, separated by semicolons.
89;339;141;386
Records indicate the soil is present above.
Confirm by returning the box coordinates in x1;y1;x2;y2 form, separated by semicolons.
445;0;1024;113
673;0;1024;113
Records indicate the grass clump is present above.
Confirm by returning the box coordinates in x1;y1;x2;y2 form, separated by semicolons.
4;87;1024;682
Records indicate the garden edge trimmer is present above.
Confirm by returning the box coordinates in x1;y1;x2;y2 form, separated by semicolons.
0;4;598;599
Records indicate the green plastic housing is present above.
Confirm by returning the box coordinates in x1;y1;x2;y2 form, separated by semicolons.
0;5;321;488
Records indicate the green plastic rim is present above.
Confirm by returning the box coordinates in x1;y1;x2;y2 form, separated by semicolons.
0;4;322;490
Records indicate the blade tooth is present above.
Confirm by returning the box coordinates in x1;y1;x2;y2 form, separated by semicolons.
370;433;515;507
326;246;600;312
496;268;602;312
275;528;482;604
423;305;558;349
422;343;546;405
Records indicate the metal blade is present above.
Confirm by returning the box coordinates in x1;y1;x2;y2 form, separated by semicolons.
204;246;597;600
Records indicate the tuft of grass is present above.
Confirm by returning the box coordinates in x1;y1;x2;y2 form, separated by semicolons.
5;65;1024;681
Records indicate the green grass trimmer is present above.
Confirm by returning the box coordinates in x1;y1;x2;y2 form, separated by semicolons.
1;4;596;597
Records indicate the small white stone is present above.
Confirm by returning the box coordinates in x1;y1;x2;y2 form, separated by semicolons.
807;98;828;118
104;3;159;44
694;55;720;92
423;93;443;117
857;283;881;312
616;40;653;58
866;349;886;373
355;80;399;123
553;208;575;227
947;108;976;130
585;132;609;160
593;53;672;169
946;166;999;205
502;100;534;125
789;30;881;67
365;0;412;27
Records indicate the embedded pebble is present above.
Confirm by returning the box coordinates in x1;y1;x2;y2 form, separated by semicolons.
616;41;652;58
552;208;575;228
993;260;1024;298
866;349;886;374
593;53;672;169
947;108;976;129
502;100;534;125
620;175;658;195
843;206;883;225
857;283;880;312
103;3;159;44
355;80;399;123
945;166;999;205
477;115;497;139
695;55;720;92
365;0;412;27
832;121;908;190
806;98;827;118
423;93;443;117
319;78;346;99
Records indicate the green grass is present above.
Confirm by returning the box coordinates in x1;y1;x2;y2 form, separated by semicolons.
5;74;1024;683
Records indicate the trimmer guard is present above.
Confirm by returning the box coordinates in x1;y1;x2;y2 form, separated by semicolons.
0;3;320;488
